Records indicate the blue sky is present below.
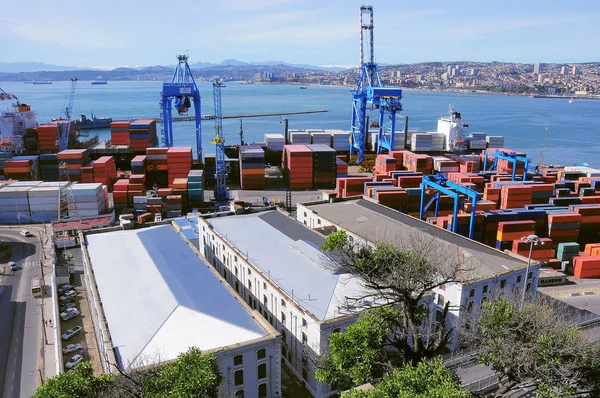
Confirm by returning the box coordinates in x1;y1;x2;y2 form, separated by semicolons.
2;0;600;68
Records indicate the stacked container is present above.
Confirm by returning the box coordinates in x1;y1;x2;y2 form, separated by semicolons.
374;154;397;175
495;220;536;250
93;156;117;190
264;134;285;151
411;133;433;152
547;213;582;244
511;238;554;262
574;205;600;245
3;156;40;180
290;130;311;145
81;164;94;183
335;177;373;198
187;170;204;205
129;119;158;152
573;255;600;279
112;179;130;209
0;183;39;223
131;155;147;174
110;121;130;146
0;153;12;179
486;136;504;148
37;121;69;152
133;196;147;213
310;132;332;146
467;132;487;150
167;147;192;187
23;128;38;152
404;153;433;174
500;185;533;209
172;178;188;211
336;158;348;177
430;133;446;151
204;155;216;187
432;157;460;173
128;174;146;203
308;144;336;188
69;183;107;218
283;145;312;189
57;149;89;183
240;146;265;190
556;242;580;262
166;195;183;218
28;182;63;222
146;148;168;172
331;131;350;152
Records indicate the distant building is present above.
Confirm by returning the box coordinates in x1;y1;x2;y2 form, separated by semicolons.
538;74;544;84
468;68;479;76
572;65;578;75
396;70;401;78
561;66;567;75
447;65;453;75
533;62;541;74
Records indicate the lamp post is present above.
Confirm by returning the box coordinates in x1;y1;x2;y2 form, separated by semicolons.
521;234;542;307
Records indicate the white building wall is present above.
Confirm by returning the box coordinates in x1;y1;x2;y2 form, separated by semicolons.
199;218;352;398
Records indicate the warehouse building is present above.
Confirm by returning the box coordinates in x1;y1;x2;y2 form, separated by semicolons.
81;223;281;398
198;210;416;398
297;198;539;332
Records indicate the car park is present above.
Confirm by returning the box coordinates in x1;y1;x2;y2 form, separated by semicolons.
61;326;82;341
59;290;77;302
65;354;83;369
62;343;83;355
58;284;74;295
59;302;77;312
60;308;80;321
8;261;17;271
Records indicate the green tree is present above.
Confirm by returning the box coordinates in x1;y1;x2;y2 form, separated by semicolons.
320;231;457;365
470;298;600;397
341;358;471;398
32;361;114;398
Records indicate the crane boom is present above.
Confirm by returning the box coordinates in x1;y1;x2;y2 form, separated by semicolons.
211;78;229;202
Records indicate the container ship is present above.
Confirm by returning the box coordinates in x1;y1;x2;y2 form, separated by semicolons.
73;113;113;130
91;76;108;85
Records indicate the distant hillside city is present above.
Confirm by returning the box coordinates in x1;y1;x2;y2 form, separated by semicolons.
1;60;599;97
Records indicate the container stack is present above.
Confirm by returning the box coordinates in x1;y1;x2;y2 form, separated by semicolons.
23;128;38;152
112;179;130;210
131;155;147;174
133;196;147;214
239;146;265;190
81;164;95;183
511;237;554;262
500;185;533;209
187;170;204;205
310;132;332;146
432;157;460;173
467;132;487;150
93;156;117;189
0;184;36;224
145;148;168;172
171;178;188;211
264;134;285;151
374;154;397;175
573;255;600;279
28;182;64;222
449;213;485;240
496;220;536;251
0;153;12;179
331;131;350;152
486;136;505;148
146;196;163;215
308;144;336;188
110;121;130;146
430;133;446;151
129;119;158;153
57;149;89;183
3;156;40;180
335;177;373;198
70;183;107;218
290;130;311;145
411;133;433;152
37;121;69;152
165;195;183;218
404;153;433;174
336;158;348;177
574;205;600;245
166;147;192;187
128;174;146;204
585;243;600;256
204;155;216;187
556;242;580;263
283;145;312;189
547;213;582;245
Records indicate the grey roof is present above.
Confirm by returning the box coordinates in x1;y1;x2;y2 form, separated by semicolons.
85;224;270;370
207;211;369;321
305;199;527;281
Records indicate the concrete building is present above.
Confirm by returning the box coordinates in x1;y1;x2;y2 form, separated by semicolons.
538;73;545;84
572;65;578;75
297;199;539;336
198;210;381;398
533;62;541;74
81;223;281;398
561;66;567;75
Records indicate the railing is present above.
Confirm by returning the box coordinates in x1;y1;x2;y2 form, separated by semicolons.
463;373;500;392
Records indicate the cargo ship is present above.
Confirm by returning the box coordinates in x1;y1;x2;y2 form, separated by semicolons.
73;113;113;130
32;80;52;85
92;76;108;85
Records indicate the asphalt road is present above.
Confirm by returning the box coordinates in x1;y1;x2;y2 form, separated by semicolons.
0;229;43;398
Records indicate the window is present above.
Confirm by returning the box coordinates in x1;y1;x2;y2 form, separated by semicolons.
481;296;488;305
466;301;474;312
500;279;507;289
469;289;475;298
528;271;533;279
437;294;445;306
258;363;267;379
248;280;252;290
234;354;243;366
517;275;522;284
248;268;251;275
222;244;225;250
223;269;227;279
234;369;243;386
263;295;268;307
234;255;237;262
282;345;287;358
281;299;286;307
526;282;532;292
258;383;267;398
281;312;286;325
235;390;244;398
482;285;488;294
303;212;307;217
302;332;308;345
235;281;239;293
281;329;287;344
202;226;205;231
317;219;321;225
257;348;266;360
234;267;238;276
302;318;307;327
302;367;308;380
332;328;341;334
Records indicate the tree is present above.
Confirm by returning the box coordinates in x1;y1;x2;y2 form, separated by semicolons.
341;358;472;398
468;297;600;397
320;230;463;364
32;361;114;398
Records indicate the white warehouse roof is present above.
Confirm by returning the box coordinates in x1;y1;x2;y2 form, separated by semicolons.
86;224;271;370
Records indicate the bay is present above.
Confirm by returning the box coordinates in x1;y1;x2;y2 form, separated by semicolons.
1;81;599;167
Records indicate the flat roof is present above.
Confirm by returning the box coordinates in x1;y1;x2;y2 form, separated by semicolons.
303;199;528;281
85;224;271;370
206;211;370;321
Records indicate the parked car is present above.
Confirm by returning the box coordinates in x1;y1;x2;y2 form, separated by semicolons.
60;308;80;321
58;284;74;295
8;261;17;271
62;343;83;355
59;290;77;302
20;229;34;237
61;326;82;341
59;302;77;312
65;354;83;369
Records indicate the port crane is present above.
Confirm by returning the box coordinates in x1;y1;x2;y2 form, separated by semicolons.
350;5;403;164
483;150;531;181
211;78;229;202
160;54;202;160
419;174;482;239
0;87;18;101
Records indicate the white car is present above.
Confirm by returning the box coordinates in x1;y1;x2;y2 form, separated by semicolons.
20;230;34;237
61;326;82;341
62;343;83;355
8;261;17;271
58;284;74;295
65;354;83;369
60;308;80;321
59;290;77;302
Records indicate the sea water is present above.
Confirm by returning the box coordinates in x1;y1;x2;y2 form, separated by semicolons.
1;81;599;167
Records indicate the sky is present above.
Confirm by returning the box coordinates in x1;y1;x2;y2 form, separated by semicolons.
2;0;600;69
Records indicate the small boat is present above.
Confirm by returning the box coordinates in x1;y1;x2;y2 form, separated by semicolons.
300;86;308;89
32;80;52;84
569;97;574;104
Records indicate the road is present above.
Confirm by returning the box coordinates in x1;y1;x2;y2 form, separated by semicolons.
0;229;43;398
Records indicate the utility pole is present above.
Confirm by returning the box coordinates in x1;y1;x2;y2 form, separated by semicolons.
540;126;549;168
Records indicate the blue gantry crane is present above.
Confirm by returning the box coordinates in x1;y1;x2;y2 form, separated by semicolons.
160;54;202;160
419;174;482;239
211;78;229;202
350;5;403;164
483;150;531;181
